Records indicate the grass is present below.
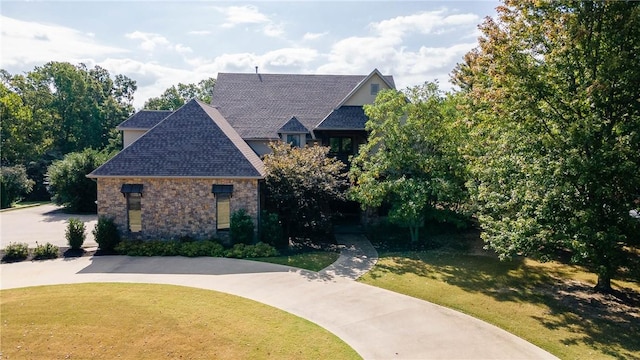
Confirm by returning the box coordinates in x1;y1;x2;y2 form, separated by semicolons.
254;251;340;272
0;283;361;360
0;201;50;212
360;251;640;359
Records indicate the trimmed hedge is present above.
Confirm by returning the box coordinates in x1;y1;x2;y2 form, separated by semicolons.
115;240;277;259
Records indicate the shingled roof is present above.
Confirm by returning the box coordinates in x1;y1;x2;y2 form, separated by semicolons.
211;72;395;140
116;110;172;130
89;99;264;179
315;106;369;130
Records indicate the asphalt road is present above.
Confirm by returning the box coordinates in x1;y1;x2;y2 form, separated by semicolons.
0;204;98;248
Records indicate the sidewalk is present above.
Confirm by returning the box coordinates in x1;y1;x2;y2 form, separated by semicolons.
0;235;557;360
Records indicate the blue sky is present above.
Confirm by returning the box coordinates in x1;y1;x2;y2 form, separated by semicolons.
1;1;499;108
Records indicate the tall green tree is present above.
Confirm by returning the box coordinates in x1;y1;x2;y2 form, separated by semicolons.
144;77;215;110
349;83;468;243
453;0;640;291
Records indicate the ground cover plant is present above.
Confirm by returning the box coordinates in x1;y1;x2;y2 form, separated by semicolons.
0;283;361;360
360;250;640;359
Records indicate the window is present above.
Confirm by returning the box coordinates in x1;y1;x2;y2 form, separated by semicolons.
286;134;300;147
121;184;143;233
217;195;230;230
127;193;142;232
329;137;353;155
370;83;380;96
212;184;233;231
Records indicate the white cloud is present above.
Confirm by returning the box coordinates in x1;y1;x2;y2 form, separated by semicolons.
263;22;285;37
173;44;193;54
371;10;480;38
186;47;318;76
0;15;126;67
125;31;170;51
302;32;328;41
216;5;270;28
317;9;480;89
215;5;285;38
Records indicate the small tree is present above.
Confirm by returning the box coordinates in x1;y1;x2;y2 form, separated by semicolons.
230;209;254;245
66;218;86;250
47;148;111;213
263;142;347;239
93;217;121;252
0;165;34;208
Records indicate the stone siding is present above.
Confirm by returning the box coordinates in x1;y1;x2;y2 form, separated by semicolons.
97;178;259;241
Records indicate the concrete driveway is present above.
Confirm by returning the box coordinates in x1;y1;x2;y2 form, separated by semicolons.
0;235;557;360
0;204;98;248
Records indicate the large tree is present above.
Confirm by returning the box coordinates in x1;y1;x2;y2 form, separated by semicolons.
349;83;468;243
453;0;640;291
144;77;215;110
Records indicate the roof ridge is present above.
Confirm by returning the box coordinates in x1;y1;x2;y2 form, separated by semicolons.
196;100;266;176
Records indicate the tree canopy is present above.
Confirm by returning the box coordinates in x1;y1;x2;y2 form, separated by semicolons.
1;62;136;201
143;77;215;110
453;0;640;291
349;83;468;243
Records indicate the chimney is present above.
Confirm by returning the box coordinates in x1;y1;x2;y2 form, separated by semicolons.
255;66;258;74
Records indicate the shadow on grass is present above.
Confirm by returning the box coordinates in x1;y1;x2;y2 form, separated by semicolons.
369;250;640;358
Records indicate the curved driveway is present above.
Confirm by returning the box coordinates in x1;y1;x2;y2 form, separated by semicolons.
1;234;556;360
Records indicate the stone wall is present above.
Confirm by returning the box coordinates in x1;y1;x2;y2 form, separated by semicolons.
97;177;260;241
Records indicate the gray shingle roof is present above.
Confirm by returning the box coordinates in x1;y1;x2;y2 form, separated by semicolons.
277;116;308;134
315;106;369;130
211;72;394;139
89;99;264;179
116;110;172;130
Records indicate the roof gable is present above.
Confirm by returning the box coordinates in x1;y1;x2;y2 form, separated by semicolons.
211;72;392;139
89;99;264;179
336;69;396;108
277;116;308;134
116;110;172;130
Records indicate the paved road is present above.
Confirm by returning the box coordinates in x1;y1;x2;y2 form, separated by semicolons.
0;235;557;360
0;204;97;248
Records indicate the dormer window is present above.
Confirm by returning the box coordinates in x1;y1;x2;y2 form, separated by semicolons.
370;83;380;96
286;134;300;147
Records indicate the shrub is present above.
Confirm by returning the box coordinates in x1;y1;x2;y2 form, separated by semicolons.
230;209;254;245
33;242;59;260
260;210;285;248
66;218;86;250
93;217;121;252
46;148;111;213
225;242;278;258
2;242;29;262
0;165;34;208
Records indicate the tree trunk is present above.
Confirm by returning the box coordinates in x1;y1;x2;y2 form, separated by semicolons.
409;226;420;243
594;273;612;293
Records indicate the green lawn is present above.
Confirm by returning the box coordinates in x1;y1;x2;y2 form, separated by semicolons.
0;283;361;360
360;251;640;359
254;251;340;272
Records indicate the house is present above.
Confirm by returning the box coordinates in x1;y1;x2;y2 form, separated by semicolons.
88;69;395;240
